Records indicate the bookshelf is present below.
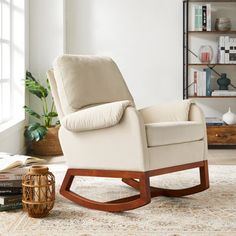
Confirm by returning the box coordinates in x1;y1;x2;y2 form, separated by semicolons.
183;0;236;146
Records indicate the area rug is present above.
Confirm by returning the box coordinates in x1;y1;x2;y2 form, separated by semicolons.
1;165;236;236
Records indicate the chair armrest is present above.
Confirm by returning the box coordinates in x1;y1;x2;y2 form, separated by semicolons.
189;103;205;123
139;100;193;124
189;103;208;158
62;100;132;132
59;106;149;171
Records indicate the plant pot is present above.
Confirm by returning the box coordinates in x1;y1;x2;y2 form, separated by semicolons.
31;127;63;157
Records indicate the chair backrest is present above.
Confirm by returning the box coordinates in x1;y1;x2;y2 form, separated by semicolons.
47;69;64;121
52;55;134;115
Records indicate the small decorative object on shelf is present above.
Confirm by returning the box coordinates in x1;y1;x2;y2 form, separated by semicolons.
217;73;231;90
222;108;236;125
198;45;213;63
215;18;231;32
22;166;55;218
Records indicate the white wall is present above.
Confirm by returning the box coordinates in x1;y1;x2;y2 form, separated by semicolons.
65;0;236;116
65;0;183;108
27;0;235;122
29;0;64;115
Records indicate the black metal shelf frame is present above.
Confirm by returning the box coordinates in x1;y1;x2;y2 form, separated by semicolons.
183;0;189;99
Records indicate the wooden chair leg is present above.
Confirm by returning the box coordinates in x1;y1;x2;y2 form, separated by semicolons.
123;160;210;198
60;170;151;212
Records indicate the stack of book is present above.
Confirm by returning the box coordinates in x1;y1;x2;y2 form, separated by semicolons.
189;68;212;96
206;117;224;126
0;168;26;211
191;4;211;31
218;36;236;64
0;153;45;212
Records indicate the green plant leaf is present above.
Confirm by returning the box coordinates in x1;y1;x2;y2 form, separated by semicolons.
25;79;48;99
24;123;48;142
23;105;41;119
46;78;51;92
25;71;48;98
26;71;37;82
47;112;58;118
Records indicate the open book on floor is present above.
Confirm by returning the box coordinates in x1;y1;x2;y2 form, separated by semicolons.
0;153;46;172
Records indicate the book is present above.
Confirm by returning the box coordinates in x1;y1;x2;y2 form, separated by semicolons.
0;187;22;195
194;5;199;31
0;168;27;181
188;69;196;96
206;4;211;31
219;36;225;64
0;180;22;188
202;5;207;31
189;69;210;97
194;70;198;96
218;37;236;64
202;71;206;96
212;90;236;96
192;4;211;31
197;71;202;96
229;38;236;63
206;117;224;126
0;194;22;205
0;202;22;212
192;5;202;31
0;153;45;172
225;36;230;63
203;68;212;96
198;6;203;31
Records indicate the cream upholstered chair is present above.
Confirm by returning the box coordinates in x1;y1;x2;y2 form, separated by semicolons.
47;55;209;212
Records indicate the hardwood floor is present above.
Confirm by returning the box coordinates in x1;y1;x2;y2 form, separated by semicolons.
208;149;236;165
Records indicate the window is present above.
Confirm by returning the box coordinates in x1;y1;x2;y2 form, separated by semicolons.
0;0;11;123
0;0;25;125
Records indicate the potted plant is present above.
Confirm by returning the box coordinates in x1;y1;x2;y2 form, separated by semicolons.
24;71;63;156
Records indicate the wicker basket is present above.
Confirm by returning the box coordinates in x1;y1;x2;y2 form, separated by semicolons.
31;126;63;157
22;166;55;218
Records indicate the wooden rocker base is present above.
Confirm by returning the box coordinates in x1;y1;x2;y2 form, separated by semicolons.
60;160;209;212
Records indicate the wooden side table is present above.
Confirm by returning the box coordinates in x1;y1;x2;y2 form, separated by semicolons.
207;125;236;146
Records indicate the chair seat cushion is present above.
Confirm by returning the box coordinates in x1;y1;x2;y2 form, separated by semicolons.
62;100;132;132
145;121;204;147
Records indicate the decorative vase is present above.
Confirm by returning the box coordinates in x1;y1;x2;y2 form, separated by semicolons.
215;18;231;31
222;108;236;125
22;166;55;218
198;45;213;64
217;73;231;90
31;126;63;156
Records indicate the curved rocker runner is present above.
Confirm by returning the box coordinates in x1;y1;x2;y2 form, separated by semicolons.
60;161;209;212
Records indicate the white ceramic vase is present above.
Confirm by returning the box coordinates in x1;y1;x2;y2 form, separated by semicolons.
222;108;236;125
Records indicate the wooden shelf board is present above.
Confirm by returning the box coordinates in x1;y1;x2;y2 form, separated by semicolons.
188;63;236;66
187;0;236;2
188;31;236;34
189;96;236;98
207;125;236;127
